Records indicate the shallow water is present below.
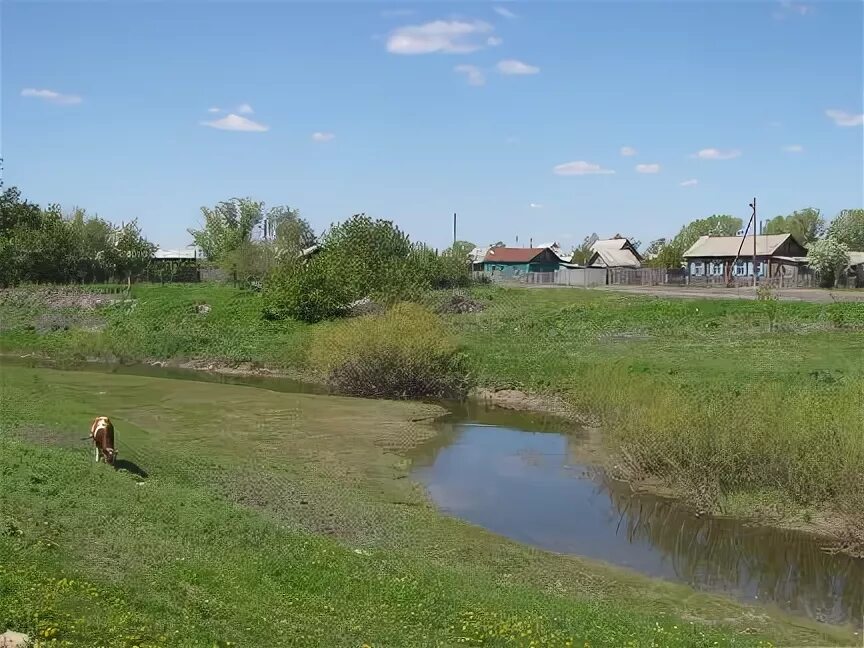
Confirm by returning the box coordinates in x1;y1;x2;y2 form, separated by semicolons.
411;423;864;626
9;356;863;626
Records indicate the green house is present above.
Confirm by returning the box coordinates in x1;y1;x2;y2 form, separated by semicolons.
481;247;562;278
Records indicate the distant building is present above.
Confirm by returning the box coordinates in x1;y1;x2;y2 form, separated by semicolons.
151;246;202;282
481;247;561;278
587;237;643;268
537;241;573;263
846;251;864;287
468;246;491;271
682;233;807;279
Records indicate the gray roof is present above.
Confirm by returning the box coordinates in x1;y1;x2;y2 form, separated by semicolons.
847;251;864;268
589;247;641;268
153;247;198;259
683;234;792;258
587;237;642;267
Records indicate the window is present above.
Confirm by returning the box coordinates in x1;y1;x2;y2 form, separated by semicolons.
712;261;723;276
735;261;746;276
692;262;704;276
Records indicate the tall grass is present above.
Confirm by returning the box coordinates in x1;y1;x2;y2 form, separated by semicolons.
308;302;472;399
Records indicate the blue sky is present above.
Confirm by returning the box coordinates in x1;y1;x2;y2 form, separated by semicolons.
4;1;863;251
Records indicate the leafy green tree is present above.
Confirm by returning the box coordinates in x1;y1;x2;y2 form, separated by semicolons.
263;213;469;322
67;208;114;282
650;215;743;268
445;240;476;261
763;208;824;245
188;198;264;263
102;220;156;285
570;233;599;265
266;205;316;259
827;208;864;251
807;237;849;287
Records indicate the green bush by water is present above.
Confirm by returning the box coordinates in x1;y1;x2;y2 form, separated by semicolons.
308;302;473;399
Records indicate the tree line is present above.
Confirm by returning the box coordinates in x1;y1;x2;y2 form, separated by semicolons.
0;185;155;287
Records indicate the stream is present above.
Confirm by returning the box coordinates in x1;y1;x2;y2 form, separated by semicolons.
10;358;864;627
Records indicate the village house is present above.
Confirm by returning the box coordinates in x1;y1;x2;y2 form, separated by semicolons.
682;233;808;279
481;247;561;278
587;236;643;268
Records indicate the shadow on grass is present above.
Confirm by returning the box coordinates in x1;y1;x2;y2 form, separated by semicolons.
114;458;148;479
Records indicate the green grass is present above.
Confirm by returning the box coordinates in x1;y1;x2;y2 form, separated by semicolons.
1;364;853;647
2;283;863;526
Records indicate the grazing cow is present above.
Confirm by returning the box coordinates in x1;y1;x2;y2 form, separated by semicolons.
90;416;117;465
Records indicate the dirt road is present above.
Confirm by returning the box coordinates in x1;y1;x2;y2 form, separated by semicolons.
597;285;864;303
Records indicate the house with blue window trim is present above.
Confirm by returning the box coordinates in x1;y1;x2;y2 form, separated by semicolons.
481;247;562;278
682;233;808;280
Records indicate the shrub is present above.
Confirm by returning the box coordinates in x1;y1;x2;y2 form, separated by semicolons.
308;302;473;399
261;214;473;323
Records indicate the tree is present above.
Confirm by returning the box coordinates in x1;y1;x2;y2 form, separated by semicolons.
827;208;864;251
644;238;667;257
807;237;849;287
650;214;743;268
67;208;114;282
570;233;599;266
188;198;264;263
102;220;156;285
763;208;825;246
445;240;476;261
266;205;316;259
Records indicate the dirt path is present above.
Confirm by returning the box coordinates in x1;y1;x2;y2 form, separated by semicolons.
596;285;864;303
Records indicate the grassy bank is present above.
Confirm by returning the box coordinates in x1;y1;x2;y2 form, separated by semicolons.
4;365;844;647
2;283;863;531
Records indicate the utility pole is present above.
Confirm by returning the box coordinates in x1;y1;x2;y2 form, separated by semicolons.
749;197;757;288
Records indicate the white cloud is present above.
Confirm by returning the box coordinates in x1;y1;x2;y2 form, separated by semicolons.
201;114;269;132
619;146;637;157
773;0;811;19
825;109;864;127
454;64;486;86
635;163;661;174
680;179;699;187
207;107;222;113
386;20;496;54
529;203;543;209
236;103;254;114
692;148;741;160
782;144;804;153
486;36;503;46
311;131;335;142
21;88;82;105
496;59;539;75
494;6;517;19
553;161;615;176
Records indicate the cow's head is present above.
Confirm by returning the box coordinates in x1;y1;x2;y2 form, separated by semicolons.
104;448;117;465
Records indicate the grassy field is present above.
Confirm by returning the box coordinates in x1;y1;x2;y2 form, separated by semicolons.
1;364;856;647
2;283;863;530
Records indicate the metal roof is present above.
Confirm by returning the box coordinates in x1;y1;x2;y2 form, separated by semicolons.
589;248;642;268
683;234;792;258
153;247;198;259
483;247;550;263
847;251;864;268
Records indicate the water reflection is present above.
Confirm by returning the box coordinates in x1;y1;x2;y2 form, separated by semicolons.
412;424;864;626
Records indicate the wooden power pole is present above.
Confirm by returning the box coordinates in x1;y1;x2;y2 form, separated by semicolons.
749;197;757;288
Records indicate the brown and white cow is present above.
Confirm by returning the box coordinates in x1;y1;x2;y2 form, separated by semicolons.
90;416;117;465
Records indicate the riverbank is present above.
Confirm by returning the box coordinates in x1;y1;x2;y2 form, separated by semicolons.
0;363;855;646
2;283;863;552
